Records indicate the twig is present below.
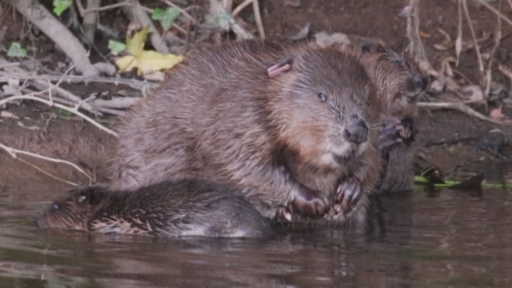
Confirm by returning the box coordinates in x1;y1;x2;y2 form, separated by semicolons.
0;142;92;184
455;0;462;66
230;0;265;39
418;101;512;126
0;94;119;137
477;0;512;27
252;0;265;39
161;0;198;24
83;1;132;15
462;0;484;73
484;0;502;97
16;157;81;186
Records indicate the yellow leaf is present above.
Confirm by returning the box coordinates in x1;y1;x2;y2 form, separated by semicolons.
136;51;184;75
115;51;184;76
126;26;150;56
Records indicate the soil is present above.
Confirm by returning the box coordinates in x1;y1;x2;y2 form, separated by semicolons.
1;0;512;202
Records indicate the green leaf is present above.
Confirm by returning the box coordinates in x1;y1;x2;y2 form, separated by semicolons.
152;7;180;31
108;40;126;56
57;108;73;117
7;42;27;57
151;8;165;20
53;0;73;16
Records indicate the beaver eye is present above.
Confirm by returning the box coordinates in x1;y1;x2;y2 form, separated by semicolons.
318;92;327;102
394;60;404;67
51;203;60;210
76;194;88;205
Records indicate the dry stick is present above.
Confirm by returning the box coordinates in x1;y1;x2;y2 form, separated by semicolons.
462;0;484;73
477;0;512;27
82;0;101;44
418;102;512;126
161;0;198;24
0;142;92;185
16;157;81;186
230;0;265;39
0;94;118;137
0;71;158;91
209;0;254;39
252;0;265;39
455;0;463;66
83;1;132;14
484;0;502;98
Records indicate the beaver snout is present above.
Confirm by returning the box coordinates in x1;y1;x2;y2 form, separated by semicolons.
343;115;368;145
415;74;428;91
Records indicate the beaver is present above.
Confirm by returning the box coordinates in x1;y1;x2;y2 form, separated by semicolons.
111;40;383;221
355;41;426;192
37;179;275;238
323;39;427;192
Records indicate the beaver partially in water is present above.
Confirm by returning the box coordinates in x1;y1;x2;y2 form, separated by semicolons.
38;180;275;238
355;41;427;192
326;39;427;192
111;40;382;221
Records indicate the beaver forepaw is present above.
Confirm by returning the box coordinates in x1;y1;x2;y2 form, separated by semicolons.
379;118;403;149
335;177;362;215
290;187;330;219
397;117;415;142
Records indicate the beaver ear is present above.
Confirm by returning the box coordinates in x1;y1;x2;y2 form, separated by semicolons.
267;56;294;77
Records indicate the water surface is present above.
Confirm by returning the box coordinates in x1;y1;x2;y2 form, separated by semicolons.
1;184;511;288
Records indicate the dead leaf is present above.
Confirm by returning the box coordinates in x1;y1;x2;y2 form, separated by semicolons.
490;107;506;119
288;23;310;41
115;26;184;78
0;111;19;119
419;31;431;38
460;85;484;103
433;28;454;50
498;65;512;82
314;32;350;48
440;56;456;78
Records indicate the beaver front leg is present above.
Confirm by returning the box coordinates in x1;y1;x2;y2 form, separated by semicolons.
238;166;330;221
379;117;415;152
334;176;362;215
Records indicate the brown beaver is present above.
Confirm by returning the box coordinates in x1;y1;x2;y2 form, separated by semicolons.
355;41;426;192
326;39;427;192
37;179;275;238
111;40;382;221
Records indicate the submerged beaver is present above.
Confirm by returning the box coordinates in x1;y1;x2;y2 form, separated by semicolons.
38;180;275;238
111;40;382;221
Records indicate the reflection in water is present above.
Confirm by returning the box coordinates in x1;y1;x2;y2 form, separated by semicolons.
1;179;512;287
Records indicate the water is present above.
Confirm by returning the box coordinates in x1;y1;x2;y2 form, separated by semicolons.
1;186;511;288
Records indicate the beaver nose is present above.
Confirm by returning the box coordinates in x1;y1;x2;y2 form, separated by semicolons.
415;74;428;91
343;116;368;145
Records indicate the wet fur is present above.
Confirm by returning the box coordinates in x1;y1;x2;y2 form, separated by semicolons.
38;180;274;238
111;40;382;220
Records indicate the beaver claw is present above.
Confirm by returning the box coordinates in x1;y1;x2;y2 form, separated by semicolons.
290;187;330;219
335;177;362;215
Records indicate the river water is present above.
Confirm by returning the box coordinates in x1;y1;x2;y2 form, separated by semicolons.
0;184;511;288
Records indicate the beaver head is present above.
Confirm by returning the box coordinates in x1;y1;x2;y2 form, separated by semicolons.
267;48;380;170
37;187;106;231
358;40;428;117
